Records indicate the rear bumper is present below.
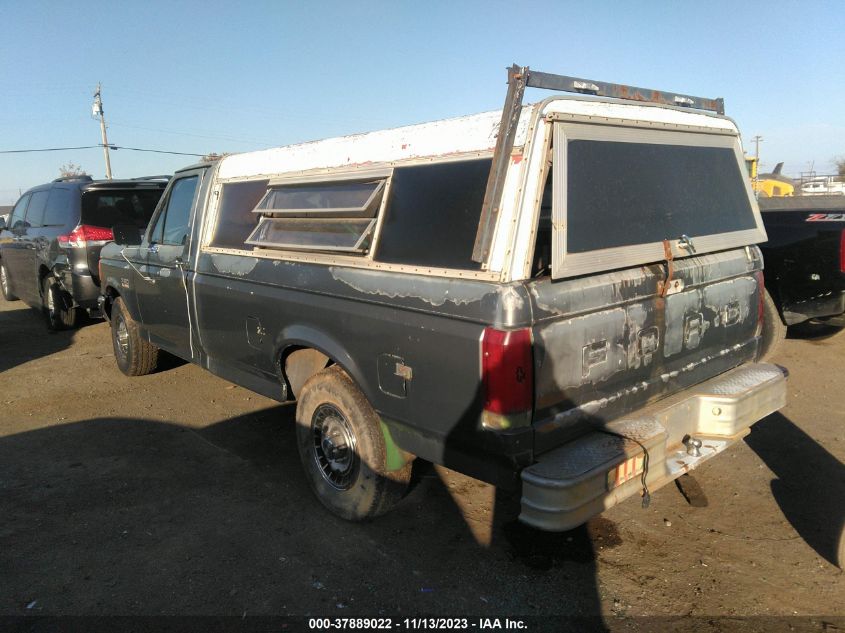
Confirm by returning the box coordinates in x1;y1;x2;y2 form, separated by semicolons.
520;362;787;531
783;289;845;325
59;270;100;310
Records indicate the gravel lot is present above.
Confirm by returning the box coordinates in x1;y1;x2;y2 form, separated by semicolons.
1;299;843;627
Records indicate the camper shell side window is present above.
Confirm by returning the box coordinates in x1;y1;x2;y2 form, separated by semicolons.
245;174;388;254
208;158;491;273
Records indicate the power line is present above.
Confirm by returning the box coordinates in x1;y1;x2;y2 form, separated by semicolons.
0;145;101;154
0;144;205;157
112;145;205;157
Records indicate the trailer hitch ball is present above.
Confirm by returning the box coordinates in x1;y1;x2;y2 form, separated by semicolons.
683;435;703;457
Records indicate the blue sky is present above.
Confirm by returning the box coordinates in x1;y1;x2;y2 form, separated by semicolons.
1;0;843;205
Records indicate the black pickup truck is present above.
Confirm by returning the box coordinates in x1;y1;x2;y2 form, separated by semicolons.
758;195;845;348
98;67;787;531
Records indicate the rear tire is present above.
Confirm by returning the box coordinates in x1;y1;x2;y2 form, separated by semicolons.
296;365;412;521
110;297;159;376
759;288;786;361
42;275;80;330
0;262;18;301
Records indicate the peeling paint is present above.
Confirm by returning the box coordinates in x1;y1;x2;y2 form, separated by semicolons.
329;266;489;307
537;307;627;390
210;254;259;277
328;266;526;314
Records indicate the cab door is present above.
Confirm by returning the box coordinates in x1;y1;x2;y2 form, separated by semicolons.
135;171;203;360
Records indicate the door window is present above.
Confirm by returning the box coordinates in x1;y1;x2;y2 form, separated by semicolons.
8;194;31;230
149;176;199;246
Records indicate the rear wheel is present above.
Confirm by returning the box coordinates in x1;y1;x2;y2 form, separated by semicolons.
42;275;80;330
759;288;786;361
0;262;17;301
110;297;159;376
295;365;412;521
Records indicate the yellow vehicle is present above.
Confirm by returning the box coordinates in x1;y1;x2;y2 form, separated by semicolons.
745;157;795;197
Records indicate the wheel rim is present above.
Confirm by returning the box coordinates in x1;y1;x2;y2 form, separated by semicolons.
311;403;358;490
115;316;129;361
0;265;7;295
45;283;55;312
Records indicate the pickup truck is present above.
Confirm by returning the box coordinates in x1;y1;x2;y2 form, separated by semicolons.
758;195;845;350
98;66;787;530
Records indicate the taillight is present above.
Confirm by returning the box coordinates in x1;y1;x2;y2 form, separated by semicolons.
754;270;765;338
58;225;114;249
840;230;845;274
480;327;533;430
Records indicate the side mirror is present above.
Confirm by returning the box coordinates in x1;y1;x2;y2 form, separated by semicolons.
0;217;7;231
112;224;142;246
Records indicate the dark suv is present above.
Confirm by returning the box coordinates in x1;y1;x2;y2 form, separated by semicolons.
0;175;167;329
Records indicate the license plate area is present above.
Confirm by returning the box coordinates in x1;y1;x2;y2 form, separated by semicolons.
606;454;645;491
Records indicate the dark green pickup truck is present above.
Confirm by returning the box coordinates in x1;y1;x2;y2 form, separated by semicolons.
97;67;787;530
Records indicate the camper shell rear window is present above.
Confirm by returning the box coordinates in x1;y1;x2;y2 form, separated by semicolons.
547;123;765;279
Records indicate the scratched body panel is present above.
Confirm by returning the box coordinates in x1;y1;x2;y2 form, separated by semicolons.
192;252;534;484
528;248;763;454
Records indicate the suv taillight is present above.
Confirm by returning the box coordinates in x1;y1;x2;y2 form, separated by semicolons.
480;327;533;430
58;225;114;249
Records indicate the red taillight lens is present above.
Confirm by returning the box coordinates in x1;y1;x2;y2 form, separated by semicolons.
58;225;114;248
755;270;765;338
480;327;533;429
839;230;845;274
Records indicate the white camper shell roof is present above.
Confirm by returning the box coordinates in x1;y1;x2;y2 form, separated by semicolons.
215;97;738;182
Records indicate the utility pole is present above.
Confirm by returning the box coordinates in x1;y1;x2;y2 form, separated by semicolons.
92;83;113;180
751;135;763;163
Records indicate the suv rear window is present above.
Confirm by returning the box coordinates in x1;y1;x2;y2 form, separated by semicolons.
81;190;163;229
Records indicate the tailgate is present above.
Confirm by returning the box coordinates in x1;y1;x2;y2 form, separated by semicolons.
528;247;763;453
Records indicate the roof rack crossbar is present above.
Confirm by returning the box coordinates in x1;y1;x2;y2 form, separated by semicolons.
471;64;725;265
525;70;724;115
129;175;172;181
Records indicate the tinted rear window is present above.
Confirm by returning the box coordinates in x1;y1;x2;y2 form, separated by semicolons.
566;141;756;253
81;189;163;229
375;159;489;270
43;188;74;226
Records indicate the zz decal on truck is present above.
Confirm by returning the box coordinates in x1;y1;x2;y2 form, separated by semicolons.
806;213;845;222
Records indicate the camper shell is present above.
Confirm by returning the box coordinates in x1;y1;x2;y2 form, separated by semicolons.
98;66;786;530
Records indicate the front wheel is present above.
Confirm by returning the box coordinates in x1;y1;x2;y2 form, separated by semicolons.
0;263;17;301
110;297;159;376
42;275;80;330
296;365;412;521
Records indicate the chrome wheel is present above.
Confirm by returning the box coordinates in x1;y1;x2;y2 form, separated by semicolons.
312;403;358;490
114;316;130;361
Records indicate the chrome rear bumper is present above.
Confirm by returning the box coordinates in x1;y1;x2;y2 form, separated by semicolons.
520;362;787;531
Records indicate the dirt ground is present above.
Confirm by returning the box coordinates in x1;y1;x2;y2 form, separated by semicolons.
1;298;843;628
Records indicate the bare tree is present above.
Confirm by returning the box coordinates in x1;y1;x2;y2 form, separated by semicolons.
836;157;845;180
201;152;229;162
58;162;89;178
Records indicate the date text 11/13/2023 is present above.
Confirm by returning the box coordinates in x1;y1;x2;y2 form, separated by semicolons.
308;617;528;630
